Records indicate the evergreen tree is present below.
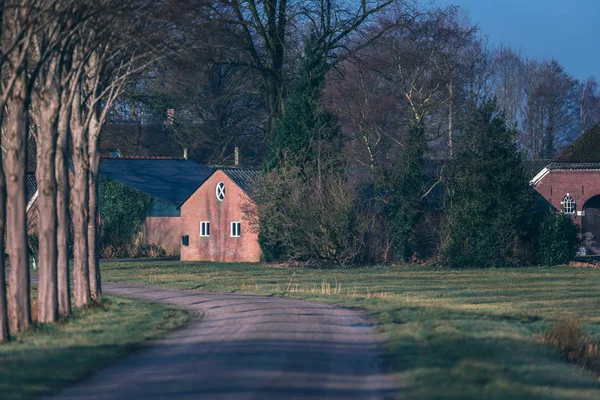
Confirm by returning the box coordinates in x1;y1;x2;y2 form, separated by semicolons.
263;34;341;173
387;123;427;261
441;100;539;267
258;33;350;262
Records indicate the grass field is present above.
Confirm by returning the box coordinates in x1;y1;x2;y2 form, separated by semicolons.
0;294;189;400
101;261;600;400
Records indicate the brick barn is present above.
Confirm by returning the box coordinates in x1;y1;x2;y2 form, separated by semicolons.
180;168;261;262
99;158;214;255
531;123;600;254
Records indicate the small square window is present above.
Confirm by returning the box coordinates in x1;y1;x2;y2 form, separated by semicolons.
231;222;241;237
200;221;210;237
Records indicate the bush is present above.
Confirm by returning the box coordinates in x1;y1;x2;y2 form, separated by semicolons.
252;165;366;265
543;317;599;371
537;214;580;265
100;177;153;254
100;244;119;259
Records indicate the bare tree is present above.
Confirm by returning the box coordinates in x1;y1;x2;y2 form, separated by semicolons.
578;77;600;135
2;0;39;333
522;59;578;158
213;0;396;136
491;46;526;129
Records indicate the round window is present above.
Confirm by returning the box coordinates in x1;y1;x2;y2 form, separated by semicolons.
216;181;226;201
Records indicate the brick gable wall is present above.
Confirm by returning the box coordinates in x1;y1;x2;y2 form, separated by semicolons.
534;169;600;227
180;170;261;262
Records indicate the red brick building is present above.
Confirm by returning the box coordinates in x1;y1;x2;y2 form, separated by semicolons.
531;124;600;254
99;158;214;255
180;168;261;262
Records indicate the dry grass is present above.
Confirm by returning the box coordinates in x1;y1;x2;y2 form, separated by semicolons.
101;262;600;400
543;317;600;373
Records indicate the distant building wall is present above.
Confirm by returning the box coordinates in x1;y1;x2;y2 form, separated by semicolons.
534;169;600;228
180;170;260;262
143;217;182;256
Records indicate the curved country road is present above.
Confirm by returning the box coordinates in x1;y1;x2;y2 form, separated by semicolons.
46;282;401;400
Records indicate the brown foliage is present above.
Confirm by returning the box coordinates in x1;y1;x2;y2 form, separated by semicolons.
543;317;600;373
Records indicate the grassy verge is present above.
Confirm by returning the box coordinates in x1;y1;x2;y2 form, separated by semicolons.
0;294;189;400
101;261;600;400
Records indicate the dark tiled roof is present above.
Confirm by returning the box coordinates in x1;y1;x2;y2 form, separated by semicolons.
522;160;552;180
555;123;600;162
222;168;261;195
99;158;214;205
547;162;600;170
26;173;37;204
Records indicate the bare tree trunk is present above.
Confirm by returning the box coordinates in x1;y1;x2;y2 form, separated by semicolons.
56;98;71;316
34;64;60;323
5;69;31;331
0;143;8;341
87;118;101;299
448;80;453;159
70;94;91;307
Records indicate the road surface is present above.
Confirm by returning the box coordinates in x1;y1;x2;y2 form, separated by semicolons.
47;282;401;400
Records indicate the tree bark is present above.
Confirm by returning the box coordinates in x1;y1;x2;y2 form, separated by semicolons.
56;96;71;316
5;68;31;331
70;93;91;307
0;142;8;341
34;62;60;323
87;117;101;299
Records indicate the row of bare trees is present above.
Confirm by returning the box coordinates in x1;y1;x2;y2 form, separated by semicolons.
491;47;600;159
0;0;170;342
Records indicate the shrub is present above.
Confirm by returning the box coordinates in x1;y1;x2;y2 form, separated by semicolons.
143;244;167;259
100;177;153;254
100;244;119;260
28;231;39;255
537;214;580;265
543;317;599;371
252;165;366;265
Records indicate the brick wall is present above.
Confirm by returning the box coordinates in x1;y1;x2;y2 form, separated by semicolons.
143;216;182;256
534;169;600;227
180;170;261;262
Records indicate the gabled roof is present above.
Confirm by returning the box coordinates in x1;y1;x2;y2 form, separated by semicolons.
547;162;600;170
555;123;600;163
26;173;37;203
99;158;214;205
220;168;261;195
178;167;261;207
522;159;552;180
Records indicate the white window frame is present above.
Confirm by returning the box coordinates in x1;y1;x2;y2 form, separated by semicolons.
561;194;576;215
200;221;211;237
216;181;226;201
231;222;241;237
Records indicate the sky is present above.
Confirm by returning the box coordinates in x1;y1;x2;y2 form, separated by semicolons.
437;0;600;81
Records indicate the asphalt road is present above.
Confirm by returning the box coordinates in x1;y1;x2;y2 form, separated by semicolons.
46;282;401;400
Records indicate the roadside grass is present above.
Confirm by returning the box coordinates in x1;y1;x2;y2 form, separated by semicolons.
101;261;600;400
0;292;189;400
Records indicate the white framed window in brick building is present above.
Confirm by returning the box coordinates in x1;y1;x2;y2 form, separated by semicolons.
231;222;241;237
200;221;211;237
216;181;226;201
561;194;576;215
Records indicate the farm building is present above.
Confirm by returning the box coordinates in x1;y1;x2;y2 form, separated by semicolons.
180;168;261;262
531;123;600;254
99;157;214;255
26;157;215;256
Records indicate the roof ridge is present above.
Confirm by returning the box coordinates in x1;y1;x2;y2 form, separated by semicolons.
101;156;187;160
